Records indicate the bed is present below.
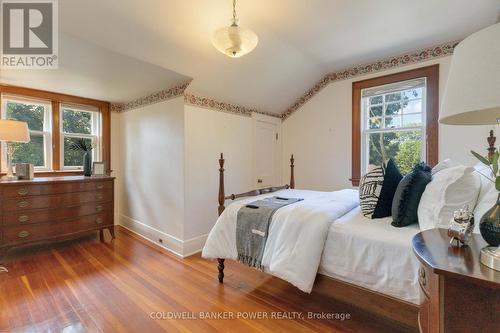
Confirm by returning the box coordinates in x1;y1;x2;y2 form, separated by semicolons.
319;206;421;304
203;153;420;329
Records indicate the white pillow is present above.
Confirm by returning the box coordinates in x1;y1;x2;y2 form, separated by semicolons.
431;159;457;176
473;164;498;234
418;166;480;231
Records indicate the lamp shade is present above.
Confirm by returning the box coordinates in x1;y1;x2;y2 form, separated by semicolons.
0;120;30;142
440;23;500;125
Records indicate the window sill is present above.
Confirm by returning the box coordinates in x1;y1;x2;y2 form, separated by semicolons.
0;170;84;177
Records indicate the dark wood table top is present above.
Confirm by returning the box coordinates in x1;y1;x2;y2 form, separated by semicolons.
0;175;114;185
412;228;500;289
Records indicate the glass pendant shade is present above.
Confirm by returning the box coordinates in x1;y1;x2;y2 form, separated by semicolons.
212;24;258;58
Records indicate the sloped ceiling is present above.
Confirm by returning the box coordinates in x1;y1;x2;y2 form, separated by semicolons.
1;34;191;103
2;0;499;115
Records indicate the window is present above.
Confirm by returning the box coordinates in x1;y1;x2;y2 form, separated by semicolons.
361;78;426;175
61;106;101;169
1;97;52;170
351;65;439;186
0;84;111;175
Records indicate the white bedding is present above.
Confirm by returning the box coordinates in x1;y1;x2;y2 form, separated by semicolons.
319;206;422;304
202;188;359;292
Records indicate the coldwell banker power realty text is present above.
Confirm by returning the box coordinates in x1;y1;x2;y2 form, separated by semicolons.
1;0;58;69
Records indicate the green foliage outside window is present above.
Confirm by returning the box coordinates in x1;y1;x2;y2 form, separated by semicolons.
368;131;421;175
62;109;91;134
7;102;45;167
367;89;423;174
5;102;95;168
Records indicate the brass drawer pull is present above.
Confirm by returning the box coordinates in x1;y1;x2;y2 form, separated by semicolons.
18;215;30;223
96;184;104;189
418;267;427;288
18;231;30;238
96;205;103;212
18;200;29;208
96;194;104;200
96;217;103;225
17;187;29;195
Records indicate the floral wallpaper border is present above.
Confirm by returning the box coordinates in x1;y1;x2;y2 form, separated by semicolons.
281;40;458;120
110;81;192;113
110;81;279;118
184;93;279;118
111;40;458;119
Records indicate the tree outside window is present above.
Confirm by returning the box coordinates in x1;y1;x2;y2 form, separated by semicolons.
362;79;426;174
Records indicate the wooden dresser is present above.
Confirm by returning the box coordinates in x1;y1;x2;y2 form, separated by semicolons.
412;229;500;333
0;176;114;259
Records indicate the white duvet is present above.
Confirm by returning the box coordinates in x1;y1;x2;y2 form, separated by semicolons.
202;188;359;292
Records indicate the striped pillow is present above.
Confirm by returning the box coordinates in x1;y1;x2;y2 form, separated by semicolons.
359;166;385;218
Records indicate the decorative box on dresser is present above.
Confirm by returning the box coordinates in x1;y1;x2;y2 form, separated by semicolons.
0;176;115;259
412;229;500;333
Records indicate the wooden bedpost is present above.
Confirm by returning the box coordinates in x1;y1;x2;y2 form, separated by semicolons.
218;153;225;216
217;153;225;283
290;154;295;189
487;130;496;158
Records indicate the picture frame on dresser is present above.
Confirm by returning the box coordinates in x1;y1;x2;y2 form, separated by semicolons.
0;176;115;262
92;162;106;176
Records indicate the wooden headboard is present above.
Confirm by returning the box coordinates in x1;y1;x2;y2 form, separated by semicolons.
217;153;295;215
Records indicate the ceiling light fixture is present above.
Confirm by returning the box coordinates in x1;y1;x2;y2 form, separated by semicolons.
212;0;258;58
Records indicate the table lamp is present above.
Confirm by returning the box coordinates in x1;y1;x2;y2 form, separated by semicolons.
440;22;500;271
0;119;30;180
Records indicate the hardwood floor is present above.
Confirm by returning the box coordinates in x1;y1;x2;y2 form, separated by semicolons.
0;227;415;333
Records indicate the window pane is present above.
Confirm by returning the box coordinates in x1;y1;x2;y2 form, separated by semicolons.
6;101;44;131
385;92;401;102
62;109;92;134
370;106;383;117
64;137;92;167
385;116;402;128
368;131;422;174
402;88;423;100
402;114;422;127
385;102;402;117
368;117;382;129
369;96;383;105
12;134;45;167
402;99;422;115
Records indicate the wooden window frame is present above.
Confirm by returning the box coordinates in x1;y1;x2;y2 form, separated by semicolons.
0;84;111;176
351;65;439;186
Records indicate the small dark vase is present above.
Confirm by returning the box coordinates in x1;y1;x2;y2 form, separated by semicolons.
83;151;92;177
479;193;500;247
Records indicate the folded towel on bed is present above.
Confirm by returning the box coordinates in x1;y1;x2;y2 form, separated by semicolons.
236;197;303;269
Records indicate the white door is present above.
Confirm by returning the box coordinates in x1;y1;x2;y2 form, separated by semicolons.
254;115;280;188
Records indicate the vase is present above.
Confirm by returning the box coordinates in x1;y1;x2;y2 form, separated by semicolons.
83;151;92;177
479;193;500;247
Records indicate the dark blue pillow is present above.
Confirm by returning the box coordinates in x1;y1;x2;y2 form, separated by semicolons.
373;159;403;218
391;162;432;227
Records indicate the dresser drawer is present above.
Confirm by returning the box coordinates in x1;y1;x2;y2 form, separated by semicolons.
2;189;112;211
2;180;113;198
418;265;431;297
3;202;113;226
3;212;112;246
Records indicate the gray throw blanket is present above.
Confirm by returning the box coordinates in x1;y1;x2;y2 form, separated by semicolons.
236;196;303;270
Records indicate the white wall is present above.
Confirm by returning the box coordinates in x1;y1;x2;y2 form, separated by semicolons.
183;105;255;245
118;97;186;254
282;56;493;191
110;111;122;224
115;102;262;256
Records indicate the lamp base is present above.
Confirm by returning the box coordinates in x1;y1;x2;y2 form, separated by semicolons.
480;246;500;271
1;174;18;181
